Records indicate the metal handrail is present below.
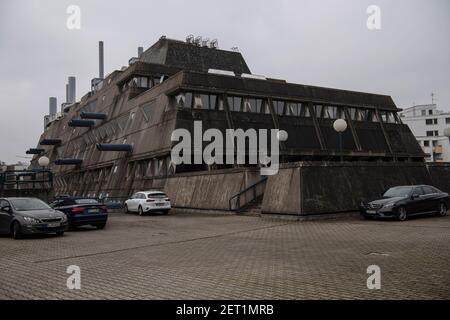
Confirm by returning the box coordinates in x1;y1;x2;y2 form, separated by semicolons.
0;170;53;191
228;177;268;212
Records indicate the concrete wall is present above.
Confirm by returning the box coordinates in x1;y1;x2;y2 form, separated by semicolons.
261;162;450;216
164;168;261;211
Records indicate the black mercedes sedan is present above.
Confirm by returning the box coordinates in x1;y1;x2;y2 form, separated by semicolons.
360;185;450;221
0;197;68;239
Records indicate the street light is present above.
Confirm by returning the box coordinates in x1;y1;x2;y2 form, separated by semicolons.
37;156;51;202
333;119;348;162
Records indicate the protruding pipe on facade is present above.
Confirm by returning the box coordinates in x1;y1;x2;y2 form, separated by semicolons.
68;119;95;127
96;144;133;152
40;139;62;145
26;148;45;155
54;159;83;165
80;112;107;120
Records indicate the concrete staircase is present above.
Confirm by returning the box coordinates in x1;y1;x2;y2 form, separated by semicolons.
239;196;263;216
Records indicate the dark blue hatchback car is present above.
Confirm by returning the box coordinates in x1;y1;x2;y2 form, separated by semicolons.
50;197;108;230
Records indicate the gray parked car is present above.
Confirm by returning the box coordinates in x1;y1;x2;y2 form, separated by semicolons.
0;197;68;239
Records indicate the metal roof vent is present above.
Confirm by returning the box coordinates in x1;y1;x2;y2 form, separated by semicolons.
194;36;202;46
208;69;236;77
201;38;210;47
241;73;267;80
186;34;194;44
210;39;218;49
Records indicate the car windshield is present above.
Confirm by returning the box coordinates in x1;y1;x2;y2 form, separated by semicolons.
10;198;51;211
383;187;413;198
148;193;166;198
74;199;99;204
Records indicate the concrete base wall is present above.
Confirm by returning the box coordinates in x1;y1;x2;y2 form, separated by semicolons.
164;168;262;211
152;162;450;217
261;162;450;216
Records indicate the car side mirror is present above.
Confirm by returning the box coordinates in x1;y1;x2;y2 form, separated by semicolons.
1;206;11;213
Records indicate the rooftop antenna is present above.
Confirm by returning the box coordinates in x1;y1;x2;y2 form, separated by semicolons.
231;46;239;52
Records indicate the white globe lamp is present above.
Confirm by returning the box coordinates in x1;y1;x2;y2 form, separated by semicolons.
333;119;348;162
333;119;348;133
38;156;50;168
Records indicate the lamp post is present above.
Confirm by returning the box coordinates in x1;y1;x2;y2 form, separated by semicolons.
333;119;348;162
37;156;50;201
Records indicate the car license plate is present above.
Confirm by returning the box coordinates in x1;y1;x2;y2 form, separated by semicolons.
47;223;60;228
155;203;165;207
89;209;99;213
366;210;376;214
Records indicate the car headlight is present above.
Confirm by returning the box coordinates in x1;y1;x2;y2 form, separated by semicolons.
23;216;41;224
383;202;395;209
61;215;68;223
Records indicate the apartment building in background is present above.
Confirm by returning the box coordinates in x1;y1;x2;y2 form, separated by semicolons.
400;104;450;162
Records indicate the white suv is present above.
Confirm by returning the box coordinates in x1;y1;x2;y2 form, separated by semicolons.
124;191;171;215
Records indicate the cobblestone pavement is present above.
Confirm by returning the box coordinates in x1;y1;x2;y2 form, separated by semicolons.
0;211;449;299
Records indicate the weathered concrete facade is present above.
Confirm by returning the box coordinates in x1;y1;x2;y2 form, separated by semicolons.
29;36;429;213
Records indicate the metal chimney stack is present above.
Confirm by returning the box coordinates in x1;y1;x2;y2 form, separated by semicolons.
99;41;104;79
138;46;144;58
49;97;57;116
68;76;76;103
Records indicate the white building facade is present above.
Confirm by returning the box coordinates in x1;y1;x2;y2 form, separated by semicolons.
400;104;450;162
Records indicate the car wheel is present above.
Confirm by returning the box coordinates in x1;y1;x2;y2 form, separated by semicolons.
438;202;448;217
56;231;64;237
138;206;144;216
397;206;407;221
124;204;129;213
96;223;106;230
12;222;23;240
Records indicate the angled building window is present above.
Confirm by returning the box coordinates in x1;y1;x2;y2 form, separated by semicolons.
243;98;257;113
117;113;129;131
227;96;242;112
142;102;154;121
300;104;311;117
210;95;217;110
273;100;284;115
193;94;202;109
315;105;323;118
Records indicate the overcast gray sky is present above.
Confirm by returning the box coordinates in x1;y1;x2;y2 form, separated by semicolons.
0;0;449;164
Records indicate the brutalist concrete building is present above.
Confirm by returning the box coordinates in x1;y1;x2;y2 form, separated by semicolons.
30;36;450;216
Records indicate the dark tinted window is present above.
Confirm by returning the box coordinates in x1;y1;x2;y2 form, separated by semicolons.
412;187;425;197
10;198;50;211
383;187;413;198
147;193;167;198
423;186;440;194
74;199;99;204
